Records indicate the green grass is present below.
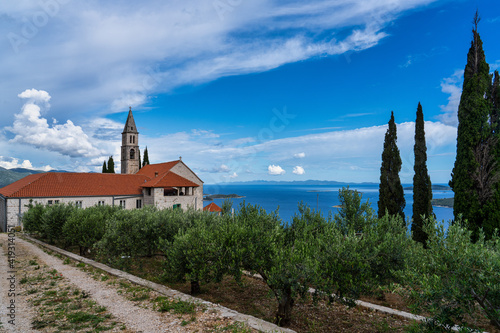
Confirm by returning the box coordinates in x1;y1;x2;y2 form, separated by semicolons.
154;297;197;314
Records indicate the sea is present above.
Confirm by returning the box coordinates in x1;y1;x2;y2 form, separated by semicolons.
203;184;454;227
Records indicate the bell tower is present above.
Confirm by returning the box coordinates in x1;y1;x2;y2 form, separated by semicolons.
121;107;140;174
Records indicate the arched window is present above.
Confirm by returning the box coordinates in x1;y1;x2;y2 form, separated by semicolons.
130;136;132;143
133;136;135;144
130;149;135;159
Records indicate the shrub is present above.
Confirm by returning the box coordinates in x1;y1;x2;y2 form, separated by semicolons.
22;201;46;234
40;203;77;245
63;205;120;256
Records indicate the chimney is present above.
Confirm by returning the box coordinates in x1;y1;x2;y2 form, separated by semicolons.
155;172;158;178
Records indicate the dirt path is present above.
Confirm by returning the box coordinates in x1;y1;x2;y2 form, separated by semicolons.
0;233;256;332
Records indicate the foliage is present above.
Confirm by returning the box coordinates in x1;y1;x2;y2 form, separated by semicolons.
107;156;115;173
22;200;46;234
142;146;150;167
221;199;233;216
160;210;244;294
102;161;107;173
97;206;189;260
450;12;500;239
412;102;433;245
63;205;120;256
399;217;500;330
378;111;405;220
333;186;374;234
39;203;77;245
314;206;411;308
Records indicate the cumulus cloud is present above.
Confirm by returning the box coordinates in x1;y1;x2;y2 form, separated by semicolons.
439;70;463;126
268;164;286;175
8;89;104;158
294;152;306;158
293;166;305;175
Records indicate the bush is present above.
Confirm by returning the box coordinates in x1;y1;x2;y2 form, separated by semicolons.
22;201;46;234
400;217;500;330
39;203;77;245
63;205;120;256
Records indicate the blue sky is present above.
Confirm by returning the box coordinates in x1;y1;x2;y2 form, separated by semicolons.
0;0;499;184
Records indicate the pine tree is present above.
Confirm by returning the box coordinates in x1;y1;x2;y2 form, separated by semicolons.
102;161;107;173
107;156;115;174
378;111;405;220
412;103;432;245
450;12;494;237
143;146;150;167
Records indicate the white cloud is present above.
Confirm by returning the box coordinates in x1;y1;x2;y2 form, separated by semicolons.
0;0;440;126
268;164;286;175
293;166;305;175
7;89;104;158
229;172;238;179
294;152;306;158
439;70;463;126
0;156;52;171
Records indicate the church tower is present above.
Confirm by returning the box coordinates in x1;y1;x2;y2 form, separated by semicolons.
121;107;140;174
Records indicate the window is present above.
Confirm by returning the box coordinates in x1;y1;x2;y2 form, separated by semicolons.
136;199;142;209
48;200;53;206
75;201;83;208
147;188;151;196
130;149;135;159
55;200;60;204
119;200;126;208
133;136;135;144
130;135;132;143
173;204;181;210
98;201;105;206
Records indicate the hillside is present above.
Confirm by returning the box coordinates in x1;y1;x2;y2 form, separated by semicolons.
0;167;44;188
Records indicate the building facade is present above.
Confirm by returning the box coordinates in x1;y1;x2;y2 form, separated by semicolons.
0;109;203;231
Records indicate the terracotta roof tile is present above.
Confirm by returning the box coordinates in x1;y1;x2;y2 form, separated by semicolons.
136;161;179;178
142;171;199;188
0;173;149;198
203;202;222;212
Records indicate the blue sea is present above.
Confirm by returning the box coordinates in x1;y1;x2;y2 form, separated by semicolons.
203;184;454;226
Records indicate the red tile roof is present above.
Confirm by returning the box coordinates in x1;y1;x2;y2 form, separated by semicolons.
0;161;202;199
0;172;149;198
142;171;199;188
204;202;222;212
136;161;179;179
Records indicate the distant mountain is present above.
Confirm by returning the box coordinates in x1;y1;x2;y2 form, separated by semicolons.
215;180;378;186
403;185;451;191
0;167;69;188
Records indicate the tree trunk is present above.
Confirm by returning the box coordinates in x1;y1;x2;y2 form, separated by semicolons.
190;281;200;295
275;289;294;327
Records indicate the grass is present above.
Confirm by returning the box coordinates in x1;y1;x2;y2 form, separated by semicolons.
154;296;197;314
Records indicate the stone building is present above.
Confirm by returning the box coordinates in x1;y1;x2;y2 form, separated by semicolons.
0;109;203;231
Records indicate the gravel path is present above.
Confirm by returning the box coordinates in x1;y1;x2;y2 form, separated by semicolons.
0;233;41;333
0;233;256;332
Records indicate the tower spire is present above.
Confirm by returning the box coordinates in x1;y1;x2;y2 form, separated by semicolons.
121;108;140;174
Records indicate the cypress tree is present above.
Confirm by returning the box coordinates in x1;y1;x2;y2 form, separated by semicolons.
138;149;142;170
102;161;107;173
107;156;115;174
450;12;494;237
378;111;405;220
143;146;150;167
412;102;432;245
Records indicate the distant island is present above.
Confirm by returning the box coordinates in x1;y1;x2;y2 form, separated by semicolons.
403;185;451;191
431;198;454;208
214;180;378;186
204;194;245;201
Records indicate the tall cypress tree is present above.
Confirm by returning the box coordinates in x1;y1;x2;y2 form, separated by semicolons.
450;12;493;237
107;156;115;174
378;111;405;220
102;161;107;173
143;146;150;167
412;103;432;245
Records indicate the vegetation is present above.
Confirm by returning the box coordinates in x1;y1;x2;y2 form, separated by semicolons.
378;111;405;220
450;11;500;239
21;187;500;330
412;102;433;245
142;146;150;167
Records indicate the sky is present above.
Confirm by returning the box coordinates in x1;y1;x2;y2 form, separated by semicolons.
0;0;499;184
